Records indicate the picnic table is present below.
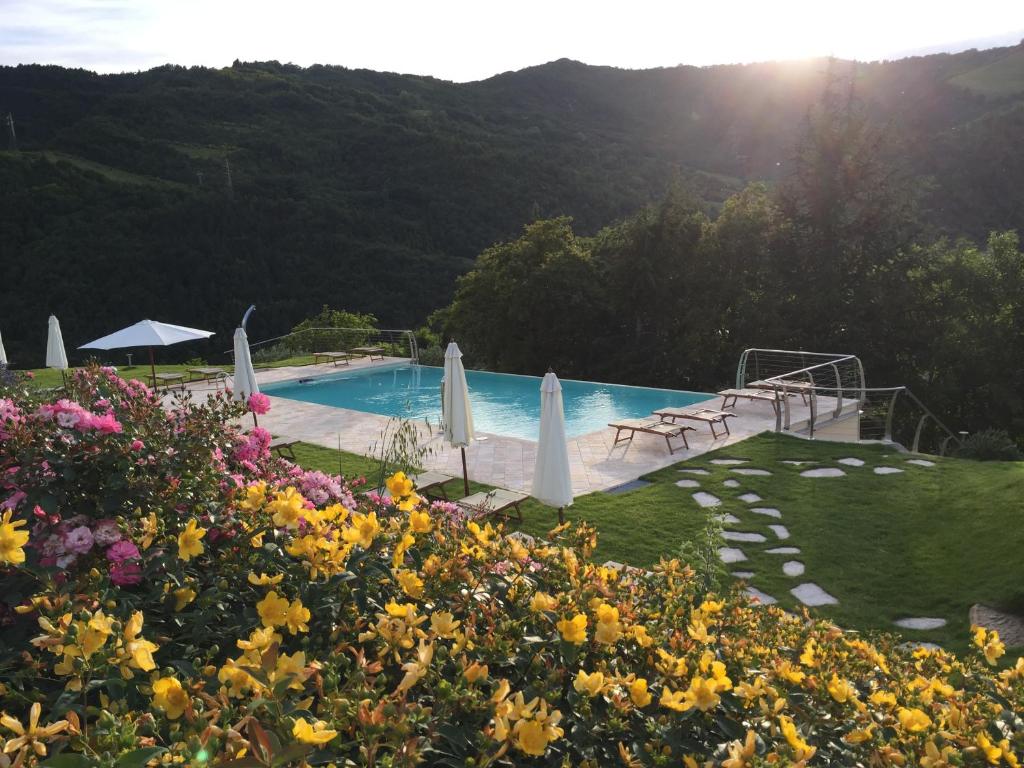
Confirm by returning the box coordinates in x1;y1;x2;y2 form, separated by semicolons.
351;346;386;361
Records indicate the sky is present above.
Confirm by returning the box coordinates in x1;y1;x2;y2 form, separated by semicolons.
1;0;1022;81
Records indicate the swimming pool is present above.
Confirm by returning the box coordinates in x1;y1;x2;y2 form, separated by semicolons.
263;365;714;441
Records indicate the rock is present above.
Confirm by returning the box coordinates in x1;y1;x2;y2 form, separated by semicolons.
790;582;839;606
751;507;782;518
800;467;845;478
731;468;772;476
675;479;701;488
874;467;904;475
710;458;748;465
723;479;740;488
906;458;936;467
838;457;865;466
766;546;800;554
731;570;754;578
692;492;721;508
722;531;767;543
738;493;762;503
679;468;710;476
783;560;805;576
894;617;947;630
769;524;790;540
970;604;1024;647
718;547;747;563
745;587;777;605
714;513;741;524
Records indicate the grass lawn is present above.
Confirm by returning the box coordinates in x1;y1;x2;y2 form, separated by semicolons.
292;433;1024;656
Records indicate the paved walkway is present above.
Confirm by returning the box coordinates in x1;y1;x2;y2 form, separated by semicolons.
176;360;836;497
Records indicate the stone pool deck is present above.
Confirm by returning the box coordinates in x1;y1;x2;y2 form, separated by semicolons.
175;358;840;497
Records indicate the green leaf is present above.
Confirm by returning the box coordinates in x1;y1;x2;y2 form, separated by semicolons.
115;747;166;768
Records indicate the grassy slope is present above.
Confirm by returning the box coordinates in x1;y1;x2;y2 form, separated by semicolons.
292;432;1024;655
949;48;1024;96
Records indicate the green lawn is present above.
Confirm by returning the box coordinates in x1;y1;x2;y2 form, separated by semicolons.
293;433;1024;655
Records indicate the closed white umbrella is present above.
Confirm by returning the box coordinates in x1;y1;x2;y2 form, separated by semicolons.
532;370;573;522
46;315;69;370
0;328;7;366
232;327;260;402
442;340;474;495
79;319;214;385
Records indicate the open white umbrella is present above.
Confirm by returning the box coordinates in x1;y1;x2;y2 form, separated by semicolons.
0;328;7;366
442;340;474;495
532;370;574;523
79;319;214;385
232;326;259;403
46;315;69;371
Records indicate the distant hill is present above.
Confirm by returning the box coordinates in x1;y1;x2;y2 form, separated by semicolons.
1;44;1022;365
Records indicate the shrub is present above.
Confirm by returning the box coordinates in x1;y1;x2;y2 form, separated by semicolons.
0;366;1021;767
955;428;1022;461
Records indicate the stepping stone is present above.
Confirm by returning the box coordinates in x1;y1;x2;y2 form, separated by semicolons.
781;460;815;466
731;468;772;476
837;457;865;466
766;547;801;554
605;479;653;494
769;524;790;540
873;467;904;475
731;570;754;579
675;479;701;488
679;468;710;476
790;583;839;606
745;587;777;605
751;507;782;518
894;617;947;630
692;492;721;508
800;467;845;478
718;547;747;563
723;479;740;488
714;513;741;524
783;560;805;577
906;459;936;467
710;458;748;465
722;531;767;543
738;493;762;503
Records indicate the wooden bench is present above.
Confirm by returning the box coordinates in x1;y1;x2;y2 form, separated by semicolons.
717;388;795;414
608;418;695;454
269;437;299;460
313;351;356;367
651;407;737;438
187;367;228;389
152;372;186;392
457;488;528;521
351;346;386;361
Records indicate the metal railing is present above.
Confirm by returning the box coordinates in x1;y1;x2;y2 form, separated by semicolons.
231;327;419;365
735;348;962;455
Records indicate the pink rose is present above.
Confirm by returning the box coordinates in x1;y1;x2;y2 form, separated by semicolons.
62;525;94;555
106;540;140;562
248;393;271;415
93;518;123;546
110;560;142;586
130;439;145;452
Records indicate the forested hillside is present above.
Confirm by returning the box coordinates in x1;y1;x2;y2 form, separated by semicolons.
1;44;1023;365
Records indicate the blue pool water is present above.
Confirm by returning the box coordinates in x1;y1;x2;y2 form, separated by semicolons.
263;365;713;440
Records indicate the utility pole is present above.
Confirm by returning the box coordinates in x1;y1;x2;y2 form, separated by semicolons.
224;157;234;198
4;113;17;152
196;170;204;186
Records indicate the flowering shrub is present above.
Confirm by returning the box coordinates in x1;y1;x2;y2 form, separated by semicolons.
0;366;1022;767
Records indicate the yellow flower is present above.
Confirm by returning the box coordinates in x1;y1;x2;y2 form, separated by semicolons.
0;702;69;758
573;670;606;697
659;688;688;712
629;678;652;708
122;611;158;672
176;519;206;562
152;676;188;720
869;690;897;708
984;634;1005;666
515;719;548;756
256;590;290;628
776;660;806;685
267;487;307;528
237;626;282;652
556;614;588;644
463;660;488;683
827;673;856;704
897;707;932;733
799;638;817;667
843;723;875;745
408;509;432;533
247;572;284;586
594;603;623;645
722;730;756;768
396;569;424;599
682;676;721;712
920;739;958;768
687;618;716;644
342;511;380;549
778;715;816;761
173;587;196;611
430;611;461;638
629;624;654;647
81;611;114;657
976;733;1002;765
140;511;158;550
386;471;415;498
531;591;557;612
292;717;337;745
285;598;310;635
0;510;30;565
238;481;267;512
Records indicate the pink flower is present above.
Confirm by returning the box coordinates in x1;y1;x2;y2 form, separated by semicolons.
106;541;142;564
110;560;142;586
93;518;123;546
87;413;123;434
248;393;271;415
130;439;145;452
62;525;94;555
24;371;34;379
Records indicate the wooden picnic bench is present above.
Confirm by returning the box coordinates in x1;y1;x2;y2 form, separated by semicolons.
351;346;386;361
313;351;356;367
608;418;695;454
457;488;528;521
651;407;737;438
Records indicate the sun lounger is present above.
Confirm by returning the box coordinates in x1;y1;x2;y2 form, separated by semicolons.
457;488;528;520
351;346;386;361
313;351;356;366
152;372;186;391
717;388;795;414
748;378;812;404
269;437;299;460
608;418;694;454
377;470;456;500
651;407;737;438
187;367;228;389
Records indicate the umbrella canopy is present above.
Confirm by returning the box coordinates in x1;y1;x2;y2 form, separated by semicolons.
0;328;7;366
532;371;574;513
442;342;474;447
232;327;260;402
46;315;68;370
79;319;213;351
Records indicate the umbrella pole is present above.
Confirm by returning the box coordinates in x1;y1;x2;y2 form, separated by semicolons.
558;507;564;524
461;446;469;496
148;347;156;388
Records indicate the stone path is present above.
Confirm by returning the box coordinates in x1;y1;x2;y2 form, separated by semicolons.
838;457;865;466
692;492;721;508
723;479;740;488
675;479;701;488
894;617;947;630
800;467;845;478
731;468;772;476
738;492;762;503
873;466;904;475
791;582;838;606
